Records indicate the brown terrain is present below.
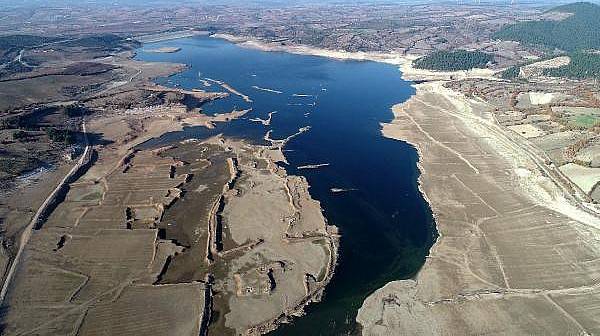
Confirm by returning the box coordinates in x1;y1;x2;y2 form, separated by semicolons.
0;1;599;335
357;79;600;334
0;22;338;333
0;33;220;297
2;132;336;335
1;75;337;335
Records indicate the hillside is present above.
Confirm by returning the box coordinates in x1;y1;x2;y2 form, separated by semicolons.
545;52;600;79
0;35;58;50
413;50;494;71
493;2;600;52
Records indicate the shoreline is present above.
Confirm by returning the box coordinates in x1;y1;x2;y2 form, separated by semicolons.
209;33;600;335
357;82;600;334
211;33;497;82
143;47;181;53
135;30;210;44
130;39;341;334
206;32;472;334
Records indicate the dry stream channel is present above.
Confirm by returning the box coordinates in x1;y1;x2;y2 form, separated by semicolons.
136;36;436;335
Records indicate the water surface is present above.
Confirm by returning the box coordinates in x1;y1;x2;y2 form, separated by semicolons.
136;36;435;335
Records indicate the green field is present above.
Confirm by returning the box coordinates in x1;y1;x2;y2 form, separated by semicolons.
568;114;600;128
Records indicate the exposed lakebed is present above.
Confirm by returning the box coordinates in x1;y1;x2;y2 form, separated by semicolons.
135;36;435;335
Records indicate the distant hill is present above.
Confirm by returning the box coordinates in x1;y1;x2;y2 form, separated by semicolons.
0;35;58;50
493;2;600;52
413;50;494;71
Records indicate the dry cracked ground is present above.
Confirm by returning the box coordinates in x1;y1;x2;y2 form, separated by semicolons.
358;82;600;335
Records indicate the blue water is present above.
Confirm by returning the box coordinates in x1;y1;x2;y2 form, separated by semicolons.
135;36;435;335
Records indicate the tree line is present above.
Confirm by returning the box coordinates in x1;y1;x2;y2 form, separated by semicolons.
413;50;494;71
493;2;600;52
545;52;600;79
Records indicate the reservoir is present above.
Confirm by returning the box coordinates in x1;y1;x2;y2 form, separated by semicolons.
135;36;435;335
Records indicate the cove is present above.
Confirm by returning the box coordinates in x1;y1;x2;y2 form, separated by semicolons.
135;36;436;335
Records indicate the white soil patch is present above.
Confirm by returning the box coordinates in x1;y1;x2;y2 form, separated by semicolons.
518;92;565;107
526;56;571;70
195;184;208;193
515;167;532;178
507;124;546;138
559;163;600;194
528;92;556;105
575;144;600;167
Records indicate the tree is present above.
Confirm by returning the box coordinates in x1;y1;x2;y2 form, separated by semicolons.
413;50;494;71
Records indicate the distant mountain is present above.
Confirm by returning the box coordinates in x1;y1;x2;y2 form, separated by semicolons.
493;2;600;52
